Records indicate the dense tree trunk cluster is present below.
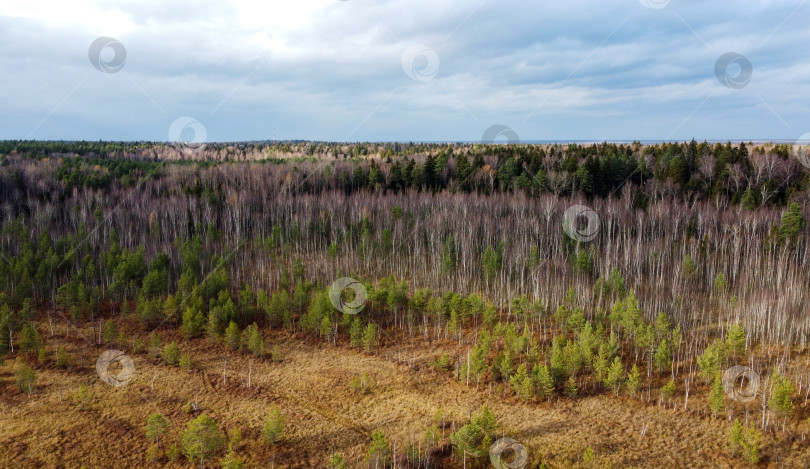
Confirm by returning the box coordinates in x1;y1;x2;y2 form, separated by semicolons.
1;150;807;348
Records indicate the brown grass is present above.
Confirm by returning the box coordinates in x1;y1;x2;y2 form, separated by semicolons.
1;321;808;468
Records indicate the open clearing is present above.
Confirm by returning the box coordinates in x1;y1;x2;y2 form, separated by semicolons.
4;322;807;468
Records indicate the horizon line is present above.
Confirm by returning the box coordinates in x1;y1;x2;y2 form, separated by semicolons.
0;138;800;145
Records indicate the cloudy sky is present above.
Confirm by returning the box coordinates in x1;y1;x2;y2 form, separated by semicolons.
1;0;809;142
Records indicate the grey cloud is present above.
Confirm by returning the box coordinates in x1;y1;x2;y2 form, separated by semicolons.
0;0;808;141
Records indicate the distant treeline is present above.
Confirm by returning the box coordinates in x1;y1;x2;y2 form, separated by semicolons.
1;139;808;206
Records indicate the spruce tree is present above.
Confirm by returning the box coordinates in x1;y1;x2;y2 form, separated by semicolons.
441;235;456;273
778;202;805;242
740;187;758;210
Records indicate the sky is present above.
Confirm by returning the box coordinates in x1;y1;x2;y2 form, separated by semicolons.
1;0;809;143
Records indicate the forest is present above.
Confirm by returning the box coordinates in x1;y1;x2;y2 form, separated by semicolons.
1;139;809;468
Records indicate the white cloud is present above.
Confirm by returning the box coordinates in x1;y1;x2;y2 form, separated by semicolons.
0;0;808;141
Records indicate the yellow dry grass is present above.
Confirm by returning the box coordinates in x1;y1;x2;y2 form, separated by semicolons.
1;321;808;468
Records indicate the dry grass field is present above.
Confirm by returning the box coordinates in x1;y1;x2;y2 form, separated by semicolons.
3;319;809;468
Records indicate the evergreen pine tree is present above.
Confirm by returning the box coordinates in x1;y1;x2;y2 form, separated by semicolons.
362;323;377;353
741;423;761;464
550;336;568;385
710;374;725;417
102;320;118;344
728;418;743;456
661;379;676;402
627;364;642;398
242;323;264;357
163;341;180;366
740;187;758;210
206;310;222;341
146;413;170;449
605;356;625;396
533;364;555;400
349;317;363;347
768;368;794;426
224;321;240;350
510;364;532;402
366;430;392;468
779;202;805;242
564;376;578;398
181;414;226;467
654;339;672;373
56;345;71;368
698;340;726;384
583;445;595;467
263;406;285;445
320;315;333;341
726;323;746;357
